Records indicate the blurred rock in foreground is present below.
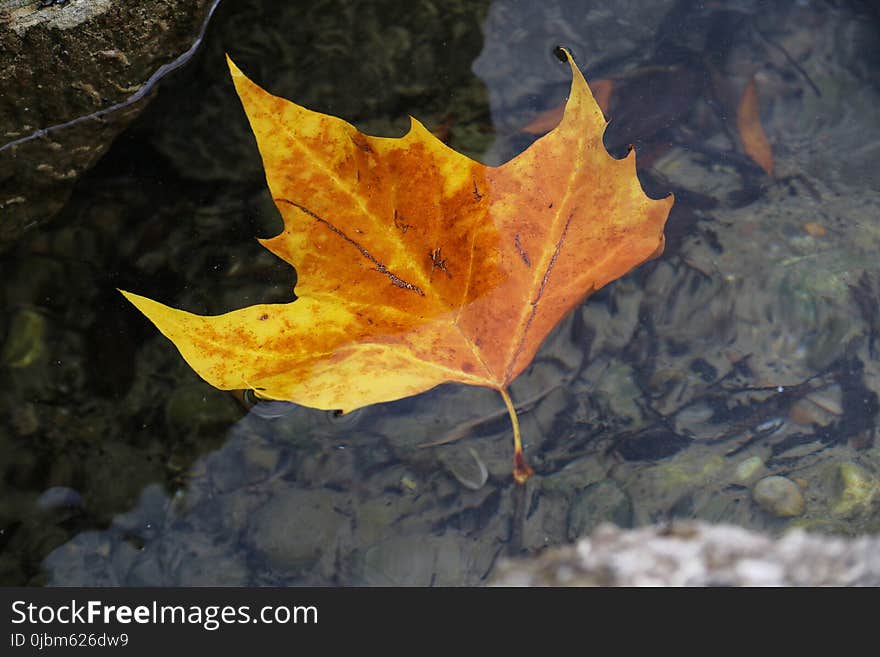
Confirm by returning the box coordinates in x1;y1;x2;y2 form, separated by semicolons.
490;522;880;586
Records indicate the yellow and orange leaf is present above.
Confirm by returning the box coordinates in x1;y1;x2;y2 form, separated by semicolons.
121;50;672;483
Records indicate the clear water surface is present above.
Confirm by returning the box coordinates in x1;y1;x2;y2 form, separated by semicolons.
1;0;879;585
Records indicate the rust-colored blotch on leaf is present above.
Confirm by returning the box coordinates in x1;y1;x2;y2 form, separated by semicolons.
121;49;673;483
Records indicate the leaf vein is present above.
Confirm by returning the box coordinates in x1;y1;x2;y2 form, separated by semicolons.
276;198;424;296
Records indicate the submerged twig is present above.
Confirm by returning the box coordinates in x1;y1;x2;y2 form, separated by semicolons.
751;22;822;98
417;384;560;449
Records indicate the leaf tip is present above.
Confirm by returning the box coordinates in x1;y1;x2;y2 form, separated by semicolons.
225;52;242;77
553;45;572;63
118;289;175;328
118;288;138;304
225;53;252;99
553;46;607;130
119;288;152;316
555;46;582;82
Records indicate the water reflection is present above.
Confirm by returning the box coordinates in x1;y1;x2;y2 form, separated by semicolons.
1;0;879;585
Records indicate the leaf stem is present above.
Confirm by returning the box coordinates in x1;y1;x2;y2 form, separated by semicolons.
499;387;534;484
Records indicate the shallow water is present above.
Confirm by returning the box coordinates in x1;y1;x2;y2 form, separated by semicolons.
2;0;879;585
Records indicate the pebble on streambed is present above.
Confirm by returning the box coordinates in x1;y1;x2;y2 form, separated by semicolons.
752;476;806;518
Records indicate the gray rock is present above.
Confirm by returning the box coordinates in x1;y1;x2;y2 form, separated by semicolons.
490;522;880;586
168;534;250;586
36;486;83;511
567;481;633;541
356;533;472;586
733;456;766;484
42;530;119;587
829;462;879;520
0;308;47;368
164;382;242;437
248;488;350;574
752;476;806;518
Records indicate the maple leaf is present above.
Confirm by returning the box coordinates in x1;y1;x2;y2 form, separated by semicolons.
121;49;673;483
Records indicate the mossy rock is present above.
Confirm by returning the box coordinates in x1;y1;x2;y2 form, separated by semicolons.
0;0;217;251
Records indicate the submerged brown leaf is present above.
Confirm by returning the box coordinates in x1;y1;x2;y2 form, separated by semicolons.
737;75;774;176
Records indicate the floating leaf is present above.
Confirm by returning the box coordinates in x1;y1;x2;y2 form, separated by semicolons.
122;49;673;483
